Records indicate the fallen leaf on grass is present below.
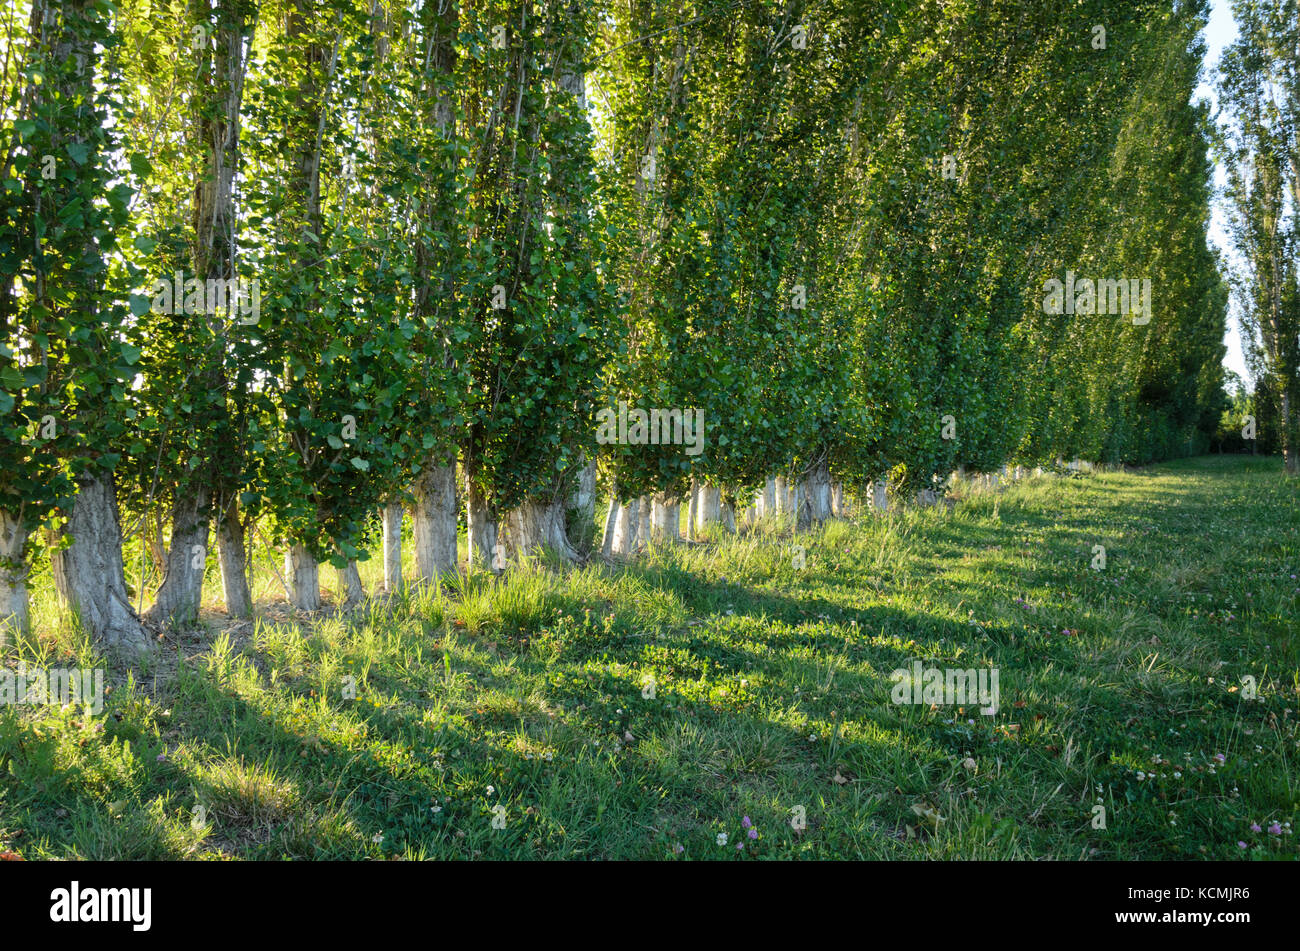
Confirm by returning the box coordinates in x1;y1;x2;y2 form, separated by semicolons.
910;802;944;829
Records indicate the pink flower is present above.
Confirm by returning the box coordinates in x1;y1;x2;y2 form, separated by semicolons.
1268;823;1283;835
741;816;752;829
1213;753;1226;764
1250;823;1261;832
748;828;758;840
1237;841;1248;849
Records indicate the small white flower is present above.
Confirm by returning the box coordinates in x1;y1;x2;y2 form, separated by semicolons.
431;805;442;814
372;833;384;844
487;785;495;795
716;832;728;846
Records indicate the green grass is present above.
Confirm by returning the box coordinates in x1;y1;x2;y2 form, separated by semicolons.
2;455;1297;859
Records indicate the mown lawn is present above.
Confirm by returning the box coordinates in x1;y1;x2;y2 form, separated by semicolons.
2;455;1297;859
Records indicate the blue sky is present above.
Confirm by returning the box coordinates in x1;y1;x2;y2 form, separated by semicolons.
1196;0;1249;381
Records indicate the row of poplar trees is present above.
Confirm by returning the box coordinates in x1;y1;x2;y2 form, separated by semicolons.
2;0;1229;653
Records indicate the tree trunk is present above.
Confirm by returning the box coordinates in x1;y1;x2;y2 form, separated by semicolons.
50;473;149;654
830;482;845;517
412;463;458;581
637;496;652;549
567;457;597;546
216;496;252;618
611;498;639;555
504;499;577;562
774;476;790;520
0;509;29;641
720;495;736;533
466;475;498;571
600;494;619;557
284;544;320;612
143;489;209;628
696;484;721;531
650;494;680;543
650;496;668;543
685;480;698;541
382;500;403;593
335;558;364;609
763;476;777;517
1283;390;1298;475
872;479;889;513
801;459;833;526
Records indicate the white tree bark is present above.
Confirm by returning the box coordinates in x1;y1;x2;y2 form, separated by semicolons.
285;544;320;612
872;479;889;513
143;489;209;627
504;499;577;562
611;497;639;555
762;476;776;517
50;473;149;653
466;474;498;571
382;501;403;593
801;459;833;526
720;495;737;533
649;495;670;543
412;464;457;581
336;558;364;609
216;497;252;618
637;496;652;548
600;495;619;557
650;495;681;543
0;509;29;641
696;484;721;531
567;457;597;539
685;480;698;541
774;476;790;521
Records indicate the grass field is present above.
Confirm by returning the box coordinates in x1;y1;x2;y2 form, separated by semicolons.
2;455;1297;860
